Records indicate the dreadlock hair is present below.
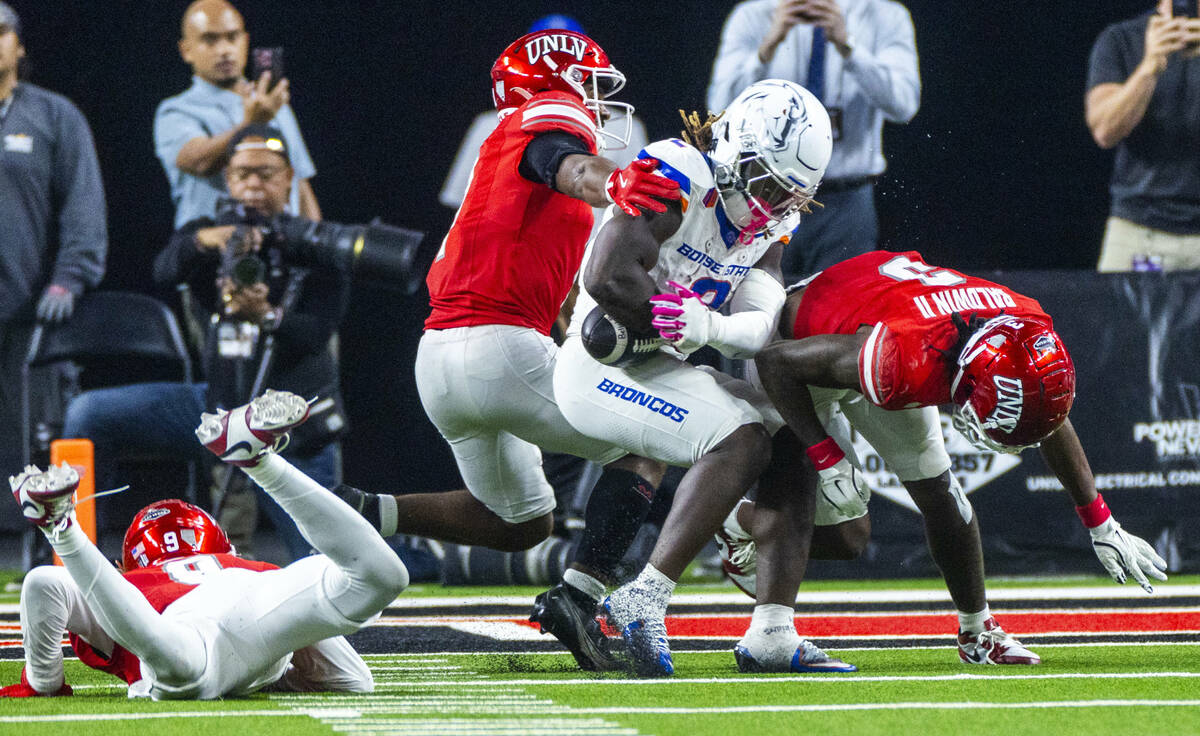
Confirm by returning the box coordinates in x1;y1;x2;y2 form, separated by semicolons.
679;109;722;151
935;311;997;362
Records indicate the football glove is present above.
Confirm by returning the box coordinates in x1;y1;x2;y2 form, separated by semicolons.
816;457;870;520
650;281;711;355
1088;517;1168;593
605;158;681;217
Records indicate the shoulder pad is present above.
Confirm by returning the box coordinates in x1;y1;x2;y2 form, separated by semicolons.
637;139;716;195
518;91;597;148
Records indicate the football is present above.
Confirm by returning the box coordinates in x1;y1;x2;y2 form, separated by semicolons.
580;306;664;367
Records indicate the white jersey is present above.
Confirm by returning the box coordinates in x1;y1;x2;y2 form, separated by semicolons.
571;138;778;338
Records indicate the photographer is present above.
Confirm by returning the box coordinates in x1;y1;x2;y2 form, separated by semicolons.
62;125;350;562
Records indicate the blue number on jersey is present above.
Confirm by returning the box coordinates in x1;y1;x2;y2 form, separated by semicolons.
689;278;732;310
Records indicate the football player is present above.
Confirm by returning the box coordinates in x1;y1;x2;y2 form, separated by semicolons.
332;29;678;672
716;250;1168;671
547;79;842;677
3;390;407;699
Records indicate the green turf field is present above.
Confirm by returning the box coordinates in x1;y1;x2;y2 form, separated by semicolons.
1;576;1198;736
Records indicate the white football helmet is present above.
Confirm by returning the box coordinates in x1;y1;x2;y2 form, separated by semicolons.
709;79;832;239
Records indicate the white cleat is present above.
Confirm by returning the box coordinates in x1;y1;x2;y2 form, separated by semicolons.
958;617;1041;665
10;462;81;537
196;389;311;467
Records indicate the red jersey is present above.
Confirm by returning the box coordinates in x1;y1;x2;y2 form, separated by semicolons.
792;251;1050;409
68;554;276;685
425;90;599;335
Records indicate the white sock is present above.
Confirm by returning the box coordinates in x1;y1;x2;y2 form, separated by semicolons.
958;606;991;634
42;518;87;557
378;493;398;537
748;603;796;637
740;604;800;664
638;563;676;595
634;564;675;615
563;568;605;602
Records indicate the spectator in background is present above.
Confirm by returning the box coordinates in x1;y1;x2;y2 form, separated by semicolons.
707;0;919;283
0;2;107;481
1087;0;1200;272
62;126;350;563
155;0;320;228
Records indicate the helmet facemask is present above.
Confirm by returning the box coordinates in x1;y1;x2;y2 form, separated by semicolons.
490;30;634;151
951;403;1039;454
566;62;631;151
715;146;815;242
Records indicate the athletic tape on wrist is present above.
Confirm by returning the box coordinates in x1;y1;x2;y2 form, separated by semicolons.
1075;493;1112;529
805;437;844;471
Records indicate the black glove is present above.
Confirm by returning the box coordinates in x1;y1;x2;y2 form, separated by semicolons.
36;285;75;324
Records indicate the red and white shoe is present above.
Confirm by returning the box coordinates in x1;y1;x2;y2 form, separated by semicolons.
714;499;756;598
196;389;311;467
958;617;1041;665
10;462;80;533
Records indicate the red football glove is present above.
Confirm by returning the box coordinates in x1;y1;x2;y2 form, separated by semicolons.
0;668;73;697
604;158;681;216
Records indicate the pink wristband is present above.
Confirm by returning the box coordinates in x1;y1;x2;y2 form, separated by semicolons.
1075;493;1112;529
805;437;845;471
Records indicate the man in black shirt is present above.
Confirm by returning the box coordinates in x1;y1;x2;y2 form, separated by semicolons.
1087;0;1200;271
62;126;349;562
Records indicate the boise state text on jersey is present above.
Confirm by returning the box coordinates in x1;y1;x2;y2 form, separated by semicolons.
569;137;778;344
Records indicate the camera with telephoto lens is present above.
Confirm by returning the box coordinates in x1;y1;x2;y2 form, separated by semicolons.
214;201;428;294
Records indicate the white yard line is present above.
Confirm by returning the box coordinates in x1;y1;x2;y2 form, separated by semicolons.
540;700;1200;714
1;584;1198;616
368;671;1200;687
4;699;1199;723
0;710;304;722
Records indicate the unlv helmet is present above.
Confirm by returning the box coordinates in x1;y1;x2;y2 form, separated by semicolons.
949;315;1076;453
122;499;232;571
709;79;832;241
490;30;632;149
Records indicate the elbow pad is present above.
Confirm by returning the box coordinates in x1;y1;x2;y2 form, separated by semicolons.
708;268;786;359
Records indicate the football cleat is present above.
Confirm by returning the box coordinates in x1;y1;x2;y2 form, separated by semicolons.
958;617;1041;665
0;669;73;698
530;583;619;672
602;590;673;678
715;500;756;598
734;639;858;674
196;389;311;467
10;462;80;534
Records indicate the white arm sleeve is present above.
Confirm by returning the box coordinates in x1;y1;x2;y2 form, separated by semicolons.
276;636;374;693
708;268;786;359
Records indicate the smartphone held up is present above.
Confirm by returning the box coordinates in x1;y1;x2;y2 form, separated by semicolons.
251;47;285;90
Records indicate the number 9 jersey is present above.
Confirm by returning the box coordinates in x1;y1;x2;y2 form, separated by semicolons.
791;250;1050;410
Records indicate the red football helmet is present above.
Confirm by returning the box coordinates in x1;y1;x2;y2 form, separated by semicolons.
949;315;1075;453
121;499;232;571
490;29;632;149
